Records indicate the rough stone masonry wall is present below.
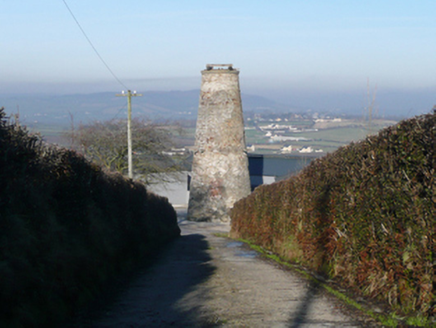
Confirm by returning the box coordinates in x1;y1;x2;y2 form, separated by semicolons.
187;67;251;222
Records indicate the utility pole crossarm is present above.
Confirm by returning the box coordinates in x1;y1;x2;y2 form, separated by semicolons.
115;91;143;97
115;90;143;179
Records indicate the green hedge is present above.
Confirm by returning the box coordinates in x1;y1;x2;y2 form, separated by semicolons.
231;111;436;318
0;108;180;327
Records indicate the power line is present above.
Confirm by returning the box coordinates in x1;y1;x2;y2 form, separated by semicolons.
111;104;128;120
62;0;128;90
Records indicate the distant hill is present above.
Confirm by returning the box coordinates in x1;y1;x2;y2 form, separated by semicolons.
0;90;294;125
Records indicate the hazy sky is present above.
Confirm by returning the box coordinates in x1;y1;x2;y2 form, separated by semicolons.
1;1;436;115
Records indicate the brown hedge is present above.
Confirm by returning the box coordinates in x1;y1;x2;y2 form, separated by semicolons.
0;108;180;327
231;111;436;317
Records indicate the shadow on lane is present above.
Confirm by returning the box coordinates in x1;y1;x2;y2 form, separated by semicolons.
65;232;218;327
287;280;321;328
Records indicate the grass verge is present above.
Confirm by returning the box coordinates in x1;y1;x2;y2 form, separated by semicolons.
214;233;433;327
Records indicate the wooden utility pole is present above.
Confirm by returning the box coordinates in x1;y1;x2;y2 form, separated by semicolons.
115;90;143;179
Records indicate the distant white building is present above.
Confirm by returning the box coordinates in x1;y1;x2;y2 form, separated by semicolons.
314;118;342;123
299;146;313;153
271;136;310;142
281;145;293;154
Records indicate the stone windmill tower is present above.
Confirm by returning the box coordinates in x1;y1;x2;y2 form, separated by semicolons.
187;64;251;222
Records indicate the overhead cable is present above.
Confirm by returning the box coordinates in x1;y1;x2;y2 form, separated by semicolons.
62;0;128;90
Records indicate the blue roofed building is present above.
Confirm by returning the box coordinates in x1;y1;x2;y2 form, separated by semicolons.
148;153;323;207
247;154;319;190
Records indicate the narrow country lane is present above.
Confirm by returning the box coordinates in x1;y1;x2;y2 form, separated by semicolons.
65;209;378;328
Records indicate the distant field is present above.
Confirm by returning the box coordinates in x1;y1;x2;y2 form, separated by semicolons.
26;123;69;146
28;123;68;137
256;120;314;127
244;129;268;144
244;126;366;146
293;127;368;143
312;118;396;130
30;118;398;155
245;120;398;153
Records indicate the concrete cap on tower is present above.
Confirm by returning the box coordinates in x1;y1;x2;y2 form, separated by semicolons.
206;64;235;71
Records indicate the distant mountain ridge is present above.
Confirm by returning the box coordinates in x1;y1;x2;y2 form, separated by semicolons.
0;90;294;125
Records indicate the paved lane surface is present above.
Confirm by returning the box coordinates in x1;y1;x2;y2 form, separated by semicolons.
66;211;377;327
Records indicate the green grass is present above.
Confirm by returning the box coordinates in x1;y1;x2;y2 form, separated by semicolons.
244;129;267;143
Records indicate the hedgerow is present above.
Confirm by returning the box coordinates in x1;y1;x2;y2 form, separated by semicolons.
231;110;436;319
0;107;180;327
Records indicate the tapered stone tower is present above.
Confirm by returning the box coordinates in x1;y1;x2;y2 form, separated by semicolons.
187;64;251;222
